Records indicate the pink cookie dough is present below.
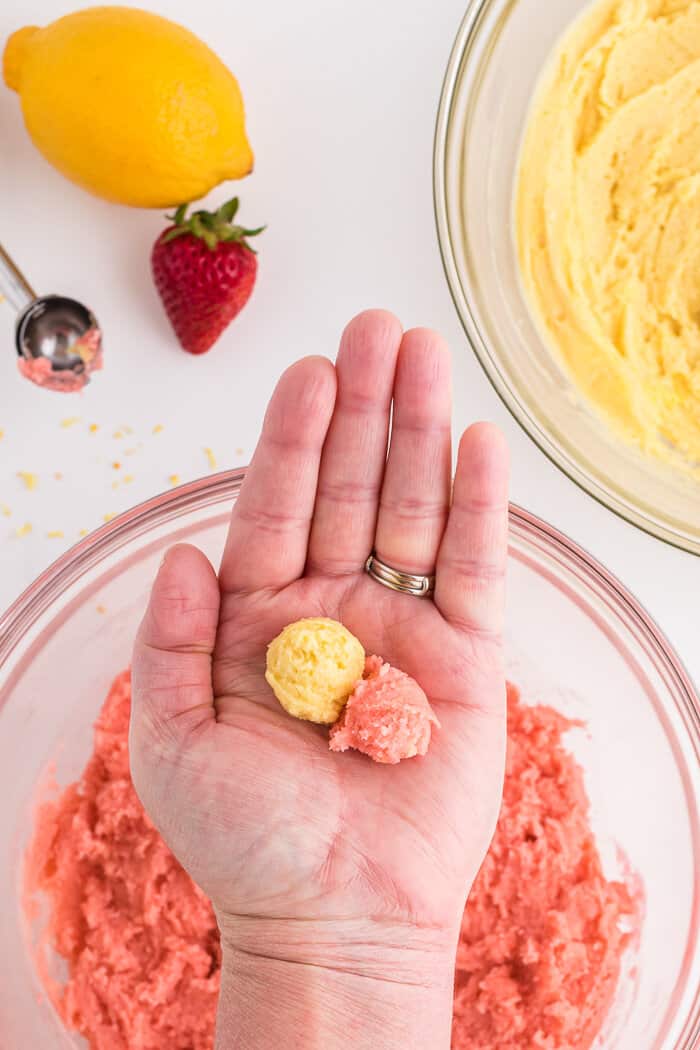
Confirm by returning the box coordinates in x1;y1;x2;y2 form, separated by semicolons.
25;675;641;1050
24;671;220;1050
452;683;641;1050
329;654;440;764
18;326;103;392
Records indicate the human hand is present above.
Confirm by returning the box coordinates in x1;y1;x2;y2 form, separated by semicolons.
131;310;509;1049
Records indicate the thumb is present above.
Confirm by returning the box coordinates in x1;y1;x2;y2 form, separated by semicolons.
131;543;220;758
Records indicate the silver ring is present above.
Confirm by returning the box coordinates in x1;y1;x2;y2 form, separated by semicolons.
365;552;435;598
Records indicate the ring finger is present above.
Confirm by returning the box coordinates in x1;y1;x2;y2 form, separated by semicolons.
373;328;452;575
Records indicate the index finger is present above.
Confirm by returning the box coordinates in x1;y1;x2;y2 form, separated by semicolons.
435;423;510;636
219;356;337;595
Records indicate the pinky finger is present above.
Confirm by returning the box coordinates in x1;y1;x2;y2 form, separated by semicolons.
435;423;509;636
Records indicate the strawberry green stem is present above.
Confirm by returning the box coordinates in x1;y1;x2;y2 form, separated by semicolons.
162;197;265;252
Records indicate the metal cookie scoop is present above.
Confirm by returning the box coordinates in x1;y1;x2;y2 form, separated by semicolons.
0;242;103;392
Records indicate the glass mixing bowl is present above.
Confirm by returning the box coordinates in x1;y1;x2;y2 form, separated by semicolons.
0;473;698;1049
434;0;700;555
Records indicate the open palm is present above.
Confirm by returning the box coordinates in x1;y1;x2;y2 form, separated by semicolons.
131;310;509;953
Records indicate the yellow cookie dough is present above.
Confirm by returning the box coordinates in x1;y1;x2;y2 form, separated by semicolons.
265;618;365;724
516;0;700;467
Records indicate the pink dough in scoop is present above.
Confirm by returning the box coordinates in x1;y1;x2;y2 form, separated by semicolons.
329;655;439;764
18;327;103;392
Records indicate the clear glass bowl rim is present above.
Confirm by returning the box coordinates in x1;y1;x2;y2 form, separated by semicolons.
1;469;697;735
432;0;700;556
0;470;698;1048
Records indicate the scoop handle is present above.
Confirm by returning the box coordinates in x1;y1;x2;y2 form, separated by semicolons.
0;243;36;316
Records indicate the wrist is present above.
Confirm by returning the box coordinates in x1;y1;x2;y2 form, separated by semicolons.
214;915;457;1050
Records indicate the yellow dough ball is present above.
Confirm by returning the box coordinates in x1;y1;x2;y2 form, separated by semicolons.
265;618;365;724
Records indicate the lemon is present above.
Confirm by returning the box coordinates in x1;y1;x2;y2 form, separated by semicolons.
3;7;253;208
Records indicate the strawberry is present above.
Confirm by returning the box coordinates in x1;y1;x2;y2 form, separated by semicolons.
151;197;263;355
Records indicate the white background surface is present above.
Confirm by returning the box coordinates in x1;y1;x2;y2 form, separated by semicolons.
0;0;698;688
